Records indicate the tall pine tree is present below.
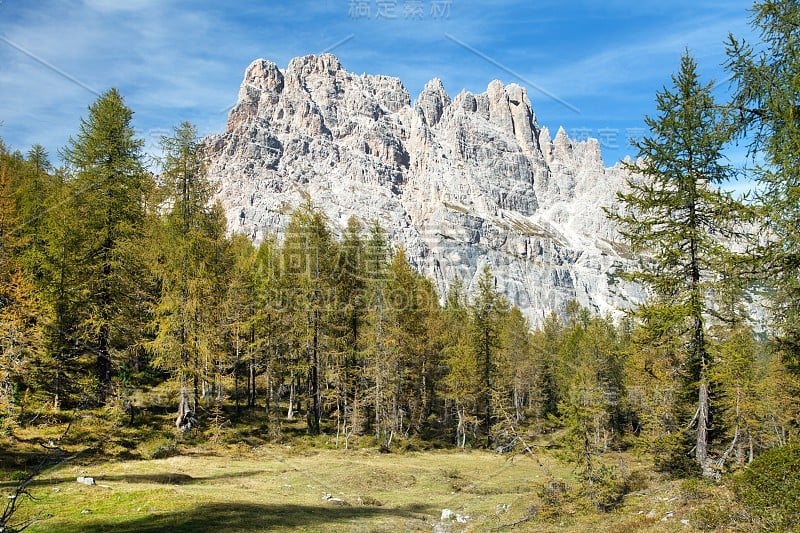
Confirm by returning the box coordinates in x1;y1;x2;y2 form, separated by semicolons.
61;89;153;405
147;122;225;429
608;53;752;474
726;0;800;371
469;266;508;446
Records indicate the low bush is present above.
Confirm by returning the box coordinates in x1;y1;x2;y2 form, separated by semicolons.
731;442;800;531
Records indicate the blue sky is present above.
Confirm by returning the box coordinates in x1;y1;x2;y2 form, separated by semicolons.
0;0;755;183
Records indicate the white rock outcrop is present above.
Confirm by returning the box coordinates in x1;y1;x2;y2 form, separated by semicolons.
204;54;642;324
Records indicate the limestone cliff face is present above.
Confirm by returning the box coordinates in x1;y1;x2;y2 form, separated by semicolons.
204;54;643;323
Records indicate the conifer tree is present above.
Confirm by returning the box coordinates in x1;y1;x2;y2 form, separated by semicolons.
530;312;566;420
147;122;223;428
469;266;509;445
61;89;153;405
496;306;537;426
35;168;85;410
223;234;257;415
559;310;626;502
383;248;438;439
252;234;287;438
362;221;392;440
608;53;752;474
282;202;336;434
726;0;800;371
441;277;478;447
15;145;55;282
332;217;367;442
0;142;44;425
711;322;800;461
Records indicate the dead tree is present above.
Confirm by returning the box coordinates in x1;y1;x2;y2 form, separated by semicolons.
176;393;198;432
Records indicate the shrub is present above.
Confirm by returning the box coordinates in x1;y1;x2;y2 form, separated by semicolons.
731;442;800;531
144;438;179;459
651;431;701;478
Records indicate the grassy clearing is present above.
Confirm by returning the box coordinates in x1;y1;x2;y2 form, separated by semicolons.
0;404;748;532
1;433;741;532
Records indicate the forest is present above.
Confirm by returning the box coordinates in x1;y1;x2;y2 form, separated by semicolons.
2;1;800;531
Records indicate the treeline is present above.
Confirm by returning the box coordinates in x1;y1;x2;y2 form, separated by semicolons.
0;101;628;453
1;1;800;491
0;91;797;474
0;103;619;454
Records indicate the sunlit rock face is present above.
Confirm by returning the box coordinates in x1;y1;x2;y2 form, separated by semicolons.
205;54;643;324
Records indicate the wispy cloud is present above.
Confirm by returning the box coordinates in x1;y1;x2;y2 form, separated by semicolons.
524;12;752;102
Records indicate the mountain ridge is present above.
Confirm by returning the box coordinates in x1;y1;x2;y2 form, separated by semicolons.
204;53;643;324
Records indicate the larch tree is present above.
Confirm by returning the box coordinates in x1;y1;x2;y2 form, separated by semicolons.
15;145;55;283
61;88;153;405
441;277;478;447
362;221;392;441
252;234;287;438
147;122;223;429
559;310;627;504
384;248;437;440
332;216;367;443
608;53;752;475
37;167;85;410
498;306;535;424
469;265;508;446
0;141;44;425
726;0;800;372
530;312;566;421
282;202;336;435
222;234;257;415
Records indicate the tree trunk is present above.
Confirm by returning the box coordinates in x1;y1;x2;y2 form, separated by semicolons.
234;334;240;415
696;378;710;469
96;322;111;404
287;371;295;420
311;310;321;434
53;366;61;411
249;358;256;408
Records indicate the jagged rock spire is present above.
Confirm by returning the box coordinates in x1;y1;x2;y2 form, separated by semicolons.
204;54;640;323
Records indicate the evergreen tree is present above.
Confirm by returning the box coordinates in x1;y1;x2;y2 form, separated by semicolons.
497;306;534;424
147;122;224;428
252;234;287;439
362;221;392;441
714;321;800;455
0;141;44;425
608;53;752;474
726;0;800;371
15;145;55;282
469;266;509;445
710;323;762;466
282;202;336;434
332;217;367;443
624;313;689;472
222;234;257;415
34;167;86;410
530;312;566;420
559;310;626;503
441;277;478;447
61;88;153;405
383;248;438;440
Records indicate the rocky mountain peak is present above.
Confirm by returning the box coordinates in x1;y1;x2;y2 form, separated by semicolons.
204;54;641;324
414;77;450;127
287;53;343;76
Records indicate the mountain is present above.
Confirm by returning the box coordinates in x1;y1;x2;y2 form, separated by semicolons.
203;53;643;324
